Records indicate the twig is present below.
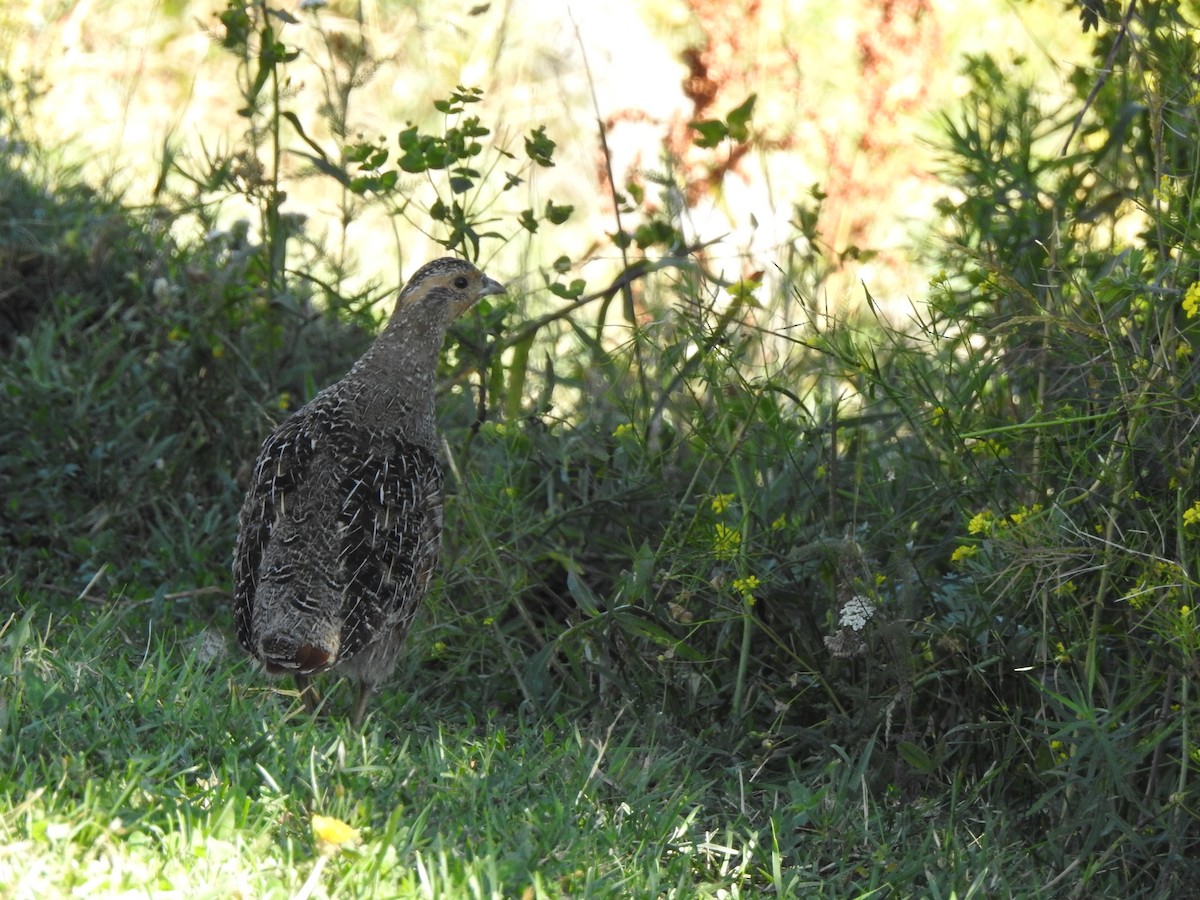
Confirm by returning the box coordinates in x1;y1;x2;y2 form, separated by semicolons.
1060;0;1138;155
76;564;109;602
566;5;635;322
496;246;713;352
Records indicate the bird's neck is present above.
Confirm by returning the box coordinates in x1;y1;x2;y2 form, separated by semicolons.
343;304;450;438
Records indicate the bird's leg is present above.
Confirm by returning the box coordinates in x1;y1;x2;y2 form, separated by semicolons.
349;680;375;729
294;673;322;715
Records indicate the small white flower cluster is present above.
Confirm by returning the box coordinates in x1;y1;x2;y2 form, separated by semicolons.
839;594;875;632
152;277;177;302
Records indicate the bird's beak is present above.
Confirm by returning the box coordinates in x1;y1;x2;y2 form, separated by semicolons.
479;275;506;299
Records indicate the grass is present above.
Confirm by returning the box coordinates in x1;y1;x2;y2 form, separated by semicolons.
0;602;1090;898
2;604;725;897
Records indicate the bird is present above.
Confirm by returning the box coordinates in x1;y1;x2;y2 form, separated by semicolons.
232;257;505;727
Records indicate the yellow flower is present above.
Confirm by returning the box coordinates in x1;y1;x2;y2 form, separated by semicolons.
967;511;994;535
950;544;978;563
1185;282;1200;319
1184;500;1200;528
732;574;760;605
1154;174;1175;205
312;815;359;855
612;422;635;439
727;276;762;305
277;392;292;411
712;523;742;560
970;438;1010;458
1008;504;1042;526
770;514;788;531
711;493;736;515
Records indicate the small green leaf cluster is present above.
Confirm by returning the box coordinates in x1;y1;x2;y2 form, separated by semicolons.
207;4;573;267
688;93;757;148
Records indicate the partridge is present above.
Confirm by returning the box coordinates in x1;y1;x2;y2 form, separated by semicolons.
233;257;505;726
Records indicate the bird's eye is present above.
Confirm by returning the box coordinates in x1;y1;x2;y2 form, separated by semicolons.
453;275;469;289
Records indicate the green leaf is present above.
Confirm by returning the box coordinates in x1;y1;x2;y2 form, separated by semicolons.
397;125;420;150
897;741;935;773
633;220;680;249
461;116;489;138
218;7;251;49
399;152;427;174
344;142;374;164
281;112;331;165
549;279;586;300
544;201;573;225
566;570;602;617
425;146;452;170
620;541;656;604
613;609;703;661
267;7;299;25
525;126;556;167
505;330;536;422
726;93;756;142
291;151;352;187
689;119;727;149
246;56;272;107
450;85;484;104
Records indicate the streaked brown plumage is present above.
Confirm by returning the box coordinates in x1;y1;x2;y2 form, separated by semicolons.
233;257;505;726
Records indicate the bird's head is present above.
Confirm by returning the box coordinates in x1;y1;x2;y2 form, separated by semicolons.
396;257;506;323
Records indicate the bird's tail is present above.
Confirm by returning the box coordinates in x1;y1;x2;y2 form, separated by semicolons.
250;589;342;675
257;634;335;675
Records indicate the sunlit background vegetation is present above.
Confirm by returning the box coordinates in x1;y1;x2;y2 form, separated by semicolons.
3;0;1200;896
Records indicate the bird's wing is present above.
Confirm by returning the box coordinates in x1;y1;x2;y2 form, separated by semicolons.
232;408;322;655
335;438;444;659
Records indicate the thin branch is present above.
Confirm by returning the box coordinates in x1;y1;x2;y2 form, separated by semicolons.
1060;0;1139;155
